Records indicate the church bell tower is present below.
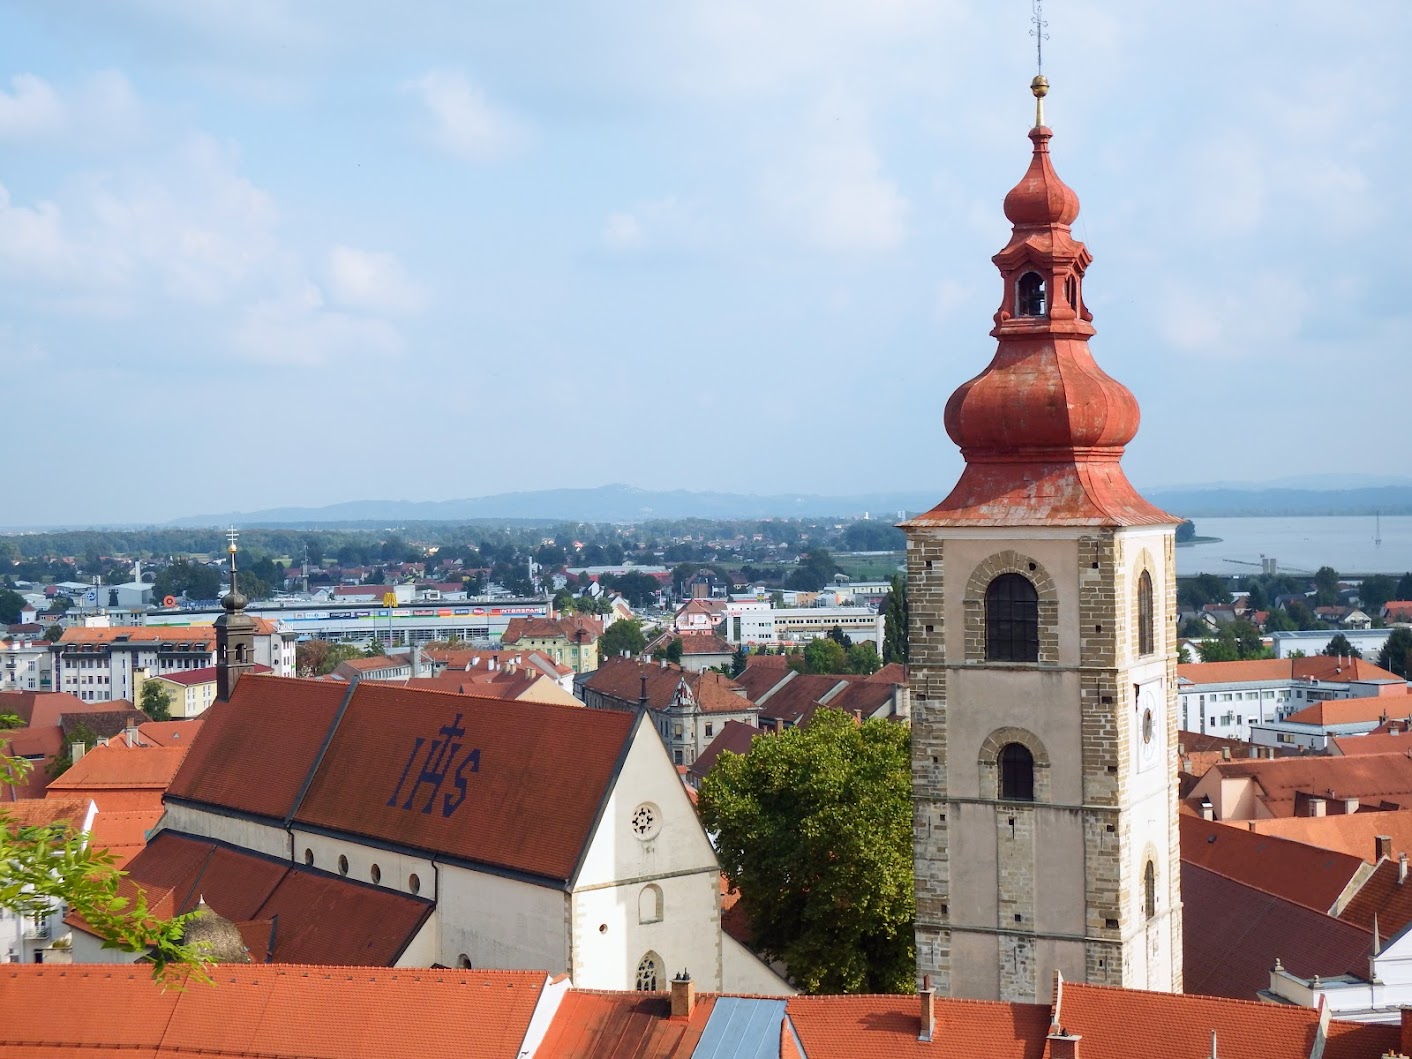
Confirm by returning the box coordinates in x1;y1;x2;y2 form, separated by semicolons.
215;528;256;703
905;77;1182;1002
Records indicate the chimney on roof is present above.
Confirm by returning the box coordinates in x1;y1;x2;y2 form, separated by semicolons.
1343;797;1360;815
1199;796;1215;822
1221;747;1231;760
1377;835;1394;862
1046;1028;1082;1059
1401;853;1409;886
917;974;935;1042
639;672;648;712
124;720;138;747
669;971;695;1019
1307;796;1327;818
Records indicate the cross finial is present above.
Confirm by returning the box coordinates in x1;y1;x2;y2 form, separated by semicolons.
226;526;240;596
1030;0;1049;74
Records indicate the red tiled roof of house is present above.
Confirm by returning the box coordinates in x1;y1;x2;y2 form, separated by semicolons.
1199;752;1412;816
1177;657;1405;687
537;990;718;1058
502;616;600;645
2;797;90;833
88;807;163;867
1384;601;1412;619
1182;861;1372;1000
678;635;733;656
169;674;636;883
1181;815;1365;912
757;674;848;728
1052;980;1397;1059
1286;698;1410;726
828;680;897;720
581;656;685;710
1338;858;1412;938
735;662;792;703
0;690;93;728
867;662;909;684
1333;730;1412;757
1244;809;1412;864
687;720;760;784
46;744;187;794
787;993;1049;1059
153;664;271;687
0;963;548;1058
336;655;409;674
690;669;755;715
743;653;789;671
135;719;203;747
108;830;434;965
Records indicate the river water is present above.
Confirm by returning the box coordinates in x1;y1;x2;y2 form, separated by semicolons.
1177;516;1412;577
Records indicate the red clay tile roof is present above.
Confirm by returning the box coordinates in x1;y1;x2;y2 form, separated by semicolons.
87;807;163;868
1338;858;1412;938
537;990;717;1058
867;662;909;684
0;690;95;727
1198;752;1412;816
165;676;350;821
46;744;187;795
678;635;733;656
787;993;1049;1059
0;963;548;1058
2;797;90;833
1182;861;1372;1000
581;656;754;715
152;664;270;686
1244;810;1412;864
502;616;600;644
135;719;204;747
1052;980;1397;1059
1181;815;1365;912
168;674;637;883
757;674;848;728
1177;657;1405;686
1285;698;1409;726
111;830;434;965
827;680;897;720
688;720;760;784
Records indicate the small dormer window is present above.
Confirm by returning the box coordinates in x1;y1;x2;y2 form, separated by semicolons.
1017;272;1046;317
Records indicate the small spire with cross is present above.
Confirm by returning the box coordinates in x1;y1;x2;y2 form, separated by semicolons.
1029;0;1050;128
226;526;240;598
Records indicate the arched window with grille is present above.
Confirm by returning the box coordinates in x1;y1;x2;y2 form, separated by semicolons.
1137;570;1155;656
1144;861;1157;919
998;743;1035;801
986;574;1039;662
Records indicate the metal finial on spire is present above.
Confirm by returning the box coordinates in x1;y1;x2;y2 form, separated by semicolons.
1030;0;1049;73
226;526;240;597
1029;1;1051;128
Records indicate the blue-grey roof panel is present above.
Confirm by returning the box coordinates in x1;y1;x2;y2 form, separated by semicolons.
693;997;787;1059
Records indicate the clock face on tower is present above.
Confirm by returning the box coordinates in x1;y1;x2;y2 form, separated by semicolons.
1136;681;1162;772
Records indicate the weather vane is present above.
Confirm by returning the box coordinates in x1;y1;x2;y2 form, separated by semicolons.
1030;0;1049;74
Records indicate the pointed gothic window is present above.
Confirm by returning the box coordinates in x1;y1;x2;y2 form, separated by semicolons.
1137;571;1155;656
1144;861;1157;919
1017;272;1046;317
998;743;1034;801
636;952;662;991
986;574;1039;662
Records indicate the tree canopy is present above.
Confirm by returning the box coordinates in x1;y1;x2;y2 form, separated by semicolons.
599;619;646;660
140;682;172;722
1379;628;1412;680
882;575;909;665
698;708;914;994
1322;633;1362;660
1;756;206;980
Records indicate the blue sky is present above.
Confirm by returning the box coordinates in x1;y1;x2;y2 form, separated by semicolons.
2;1;1405;525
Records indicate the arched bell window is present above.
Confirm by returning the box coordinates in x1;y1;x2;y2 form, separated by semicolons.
1017;272;1047;317
998;743;1035;801
986;574;1039;663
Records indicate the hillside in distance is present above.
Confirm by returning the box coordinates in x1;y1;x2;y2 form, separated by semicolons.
165;481;1412;527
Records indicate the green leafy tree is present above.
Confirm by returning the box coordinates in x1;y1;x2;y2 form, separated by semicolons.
803;637;848;674
599;619;646;660
295;639;362;677
847;642;882;675
1359;575;1398;614
140;682;172;722
1379;628;1412;679
607;571;662;608
882;576;909;664
153;560;222;602
41;623;64;643
0;589;25;624
1322;633;1362;660
46;722;98;780
1178;574;1232;610
1175;520;1197;544
827;625;853;649
1196;636;1239;662
1397;573;1412;601
665;637;683;664
730;646;749;677
1314;566;1342;607
785;550;839;592
1285;599;1323;631
699;708;914;994
1263;608;1297;633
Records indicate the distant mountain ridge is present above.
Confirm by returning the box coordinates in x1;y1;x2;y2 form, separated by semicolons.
164;481;1412;527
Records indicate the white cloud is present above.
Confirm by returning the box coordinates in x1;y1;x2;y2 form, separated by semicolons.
762;91;908;252
403;70;527;162
600;196;712;255
0;74;64;139
1158;273;1306;357
326;244;426;314
232;284;405;366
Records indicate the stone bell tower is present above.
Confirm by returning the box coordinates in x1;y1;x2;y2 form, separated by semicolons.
905;77;1182;1003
